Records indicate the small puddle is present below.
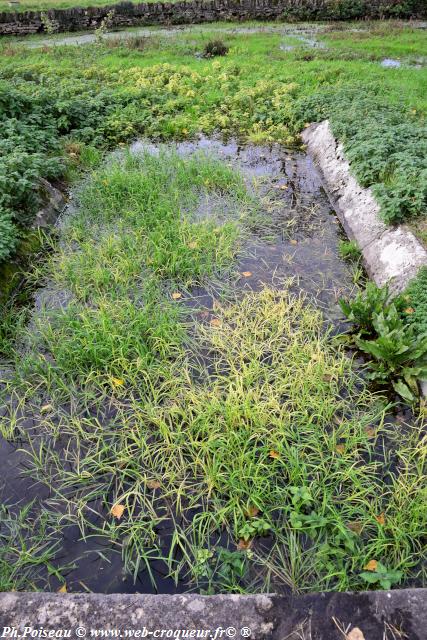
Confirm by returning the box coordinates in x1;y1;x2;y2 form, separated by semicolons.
380;58;402;68
0;136;361;593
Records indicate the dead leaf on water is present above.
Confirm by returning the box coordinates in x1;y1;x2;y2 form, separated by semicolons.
363;559;378;571
364;425;376;438
347;521;363;535
40;404;53;414
237;538;253;550
346;628;365;640
375;512;386;526
111;503;125;519
146;479;161;490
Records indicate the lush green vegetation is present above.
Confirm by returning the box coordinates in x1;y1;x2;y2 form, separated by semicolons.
340;283;427;402
0;20;426;593
404;267;427;336
0;22;426;267
2;149;425;593
0;502;59;591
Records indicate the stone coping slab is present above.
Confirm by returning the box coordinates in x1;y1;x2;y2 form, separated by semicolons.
301;120;427;395
0;590;427;640
301;120;427;295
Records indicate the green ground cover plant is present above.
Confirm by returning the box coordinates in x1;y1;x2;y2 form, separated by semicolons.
404;267;427;336
340;285;427;403
0;21;426;272
0;502;59;591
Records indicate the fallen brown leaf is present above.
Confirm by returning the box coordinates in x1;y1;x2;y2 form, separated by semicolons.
269;450;280;459
246;505;260;518
347;521;363;535
375;512;386;526
40;404;53;414
364;425;376;438
146;479;161;490
237;538;253;550
111;503;125;519
363;559;378;571
346;628;365;640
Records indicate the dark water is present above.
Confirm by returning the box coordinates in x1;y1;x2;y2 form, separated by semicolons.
0;137;358;594
140;136;356;331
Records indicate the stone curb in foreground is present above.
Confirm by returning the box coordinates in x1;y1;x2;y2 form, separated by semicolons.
0;590;427;639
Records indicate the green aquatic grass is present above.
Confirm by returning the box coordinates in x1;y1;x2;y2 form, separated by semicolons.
16;149;253;386
2;147;426;593
0;502;60;592
13;287;427;593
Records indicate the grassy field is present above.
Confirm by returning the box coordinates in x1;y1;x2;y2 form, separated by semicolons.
0;21;426;593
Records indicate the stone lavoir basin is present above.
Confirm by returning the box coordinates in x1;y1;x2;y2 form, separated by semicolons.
1;137;360;594
0;136;425;640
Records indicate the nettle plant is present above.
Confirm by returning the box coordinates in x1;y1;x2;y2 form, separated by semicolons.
340;283;427;402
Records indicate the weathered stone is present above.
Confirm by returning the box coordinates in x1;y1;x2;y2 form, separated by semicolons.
0;590;427;640
34;179;66;228
301;120;427;295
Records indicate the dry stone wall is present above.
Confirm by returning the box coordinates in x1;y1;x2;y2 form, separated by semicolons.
0;0;426;37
